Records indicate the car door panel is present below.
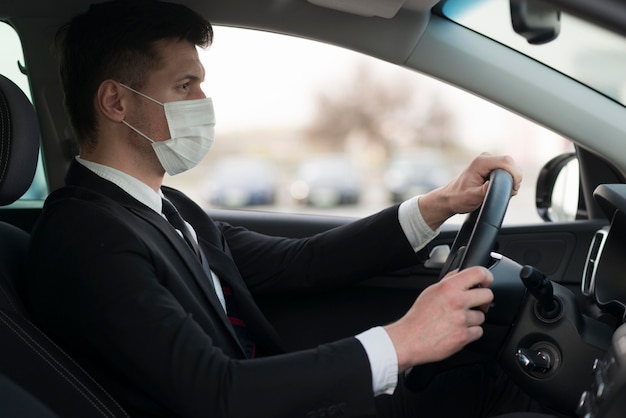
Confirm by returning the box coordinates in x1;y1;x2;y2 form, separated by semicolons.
208;209;609;351
498;221;609;284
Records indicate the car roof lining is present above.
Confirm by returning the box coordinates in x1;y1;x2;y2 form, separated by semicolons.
306;0;438;18
191;0;432;65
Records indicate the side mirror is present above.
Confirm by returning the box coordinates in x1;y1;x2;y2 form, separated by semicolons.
536;153;580;222
510;0;561;45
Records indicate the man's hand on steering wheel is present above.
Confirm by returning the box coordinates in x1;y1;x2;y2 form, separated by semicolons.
417;153;523;232
385;266;495;372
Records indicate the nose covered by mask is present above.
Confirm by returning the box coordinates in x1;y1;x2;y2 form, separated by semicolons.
120;83;216;176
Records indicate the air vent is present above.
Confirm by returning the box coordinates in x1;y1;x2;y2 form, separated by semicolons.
581;229;608;296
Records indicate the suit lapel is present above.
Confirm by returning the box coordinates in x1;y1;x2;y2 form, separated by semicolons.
128;206;245;354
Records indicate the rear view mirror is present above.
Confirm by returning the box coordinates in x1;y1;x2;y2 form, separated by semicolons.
510;0;561;45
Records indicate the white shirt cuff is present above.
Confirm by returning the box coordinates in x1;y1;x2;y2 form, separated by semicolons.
355;326;398;396
398;196;440;253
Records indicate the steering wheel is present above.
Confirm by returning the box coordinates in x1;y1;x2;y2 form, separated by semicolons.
404;169;514;391
438;169;514;278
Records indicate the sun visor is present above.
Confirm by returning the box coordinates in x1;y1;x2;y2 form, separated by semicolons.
307;0;439;18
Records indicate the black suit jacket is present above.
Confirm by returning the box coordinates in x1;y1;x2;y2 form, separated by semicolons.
25;160;421;418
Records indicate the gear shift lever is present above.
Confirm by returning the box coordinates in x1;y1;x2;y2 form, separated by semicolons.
519;265;561;320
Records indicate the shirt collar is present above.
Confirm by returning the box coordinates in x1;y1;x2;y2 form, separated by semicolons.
75;156;163;213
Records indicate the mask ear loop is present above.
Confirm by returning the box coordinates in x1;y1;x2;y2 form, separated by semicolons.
119;83;170;141
119;83;165;106
121;120;156;143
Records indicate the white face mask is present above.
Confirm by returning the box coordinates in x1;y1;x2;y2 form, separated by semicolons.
120;83;216;176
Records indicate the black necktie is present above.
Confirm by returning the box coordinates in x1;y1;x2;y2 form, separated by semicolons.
221;285;257;359
162;198;256;358
161;198;201;260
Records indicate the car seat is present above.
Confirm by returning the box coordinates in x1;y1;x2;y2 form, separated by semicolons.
0;74;129;417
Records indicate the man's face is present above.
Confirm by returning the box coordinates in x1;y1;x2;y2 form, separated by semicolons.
124;39;207;143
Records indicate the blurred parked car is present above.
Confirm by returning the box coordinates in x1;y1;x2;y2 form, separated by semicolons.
289;155;360;207
205;157;278;208
383;151;450;203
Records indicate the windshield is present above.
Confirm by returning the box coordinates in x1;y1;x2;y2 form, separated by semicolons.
441;0;626;107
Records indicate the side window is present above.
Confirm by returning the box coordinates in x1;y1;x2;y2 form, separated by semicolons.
0;22;47;203
163;26;574;225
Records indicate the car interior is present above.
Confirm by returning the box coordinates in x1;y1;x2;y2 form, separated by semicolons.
1;0;626;417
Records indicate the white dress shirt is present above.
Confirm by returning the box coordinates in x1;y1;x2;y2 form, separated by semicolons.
76;156;440;396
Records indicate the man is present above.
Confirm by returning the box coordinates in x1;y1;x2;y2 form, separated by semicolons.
24;1;528;417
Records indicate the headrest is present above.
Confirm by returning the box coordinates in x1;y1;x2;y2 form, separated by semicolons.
0;75;40;206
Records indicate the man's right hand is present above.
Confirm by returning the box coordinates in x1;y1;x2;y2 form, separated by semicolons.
384;266;494;373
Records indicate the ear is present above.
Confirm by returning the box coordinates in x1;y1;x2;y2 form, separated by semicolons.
96;80;127;123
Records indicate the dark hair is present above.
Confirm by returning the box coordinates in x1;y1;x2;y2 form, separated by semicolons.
56;0;213;148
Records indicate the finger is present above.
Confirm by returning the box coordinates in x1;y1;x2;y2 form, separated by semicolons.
482;180;490;195
497;156;523;191
467;287;494;310
477;154;523;187
466;325;485;343
483;173;519;199
475;153;503;179
465;308;486;327
512;176;522;192
477;300;492;314
443;266;493;290
438;268;460;284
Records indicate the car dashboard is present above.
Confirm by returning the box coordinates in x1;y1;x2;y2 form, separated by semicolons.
585;184;626;318
549;184;626;417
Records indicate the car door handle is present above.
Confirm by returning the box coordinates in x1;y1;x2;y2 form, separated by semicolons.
424;244;450;269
